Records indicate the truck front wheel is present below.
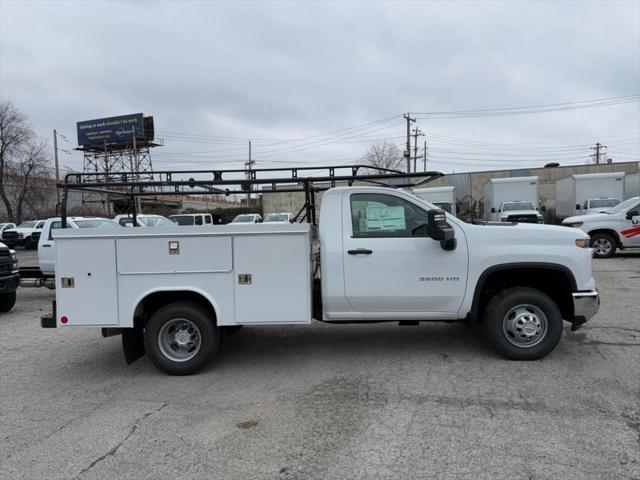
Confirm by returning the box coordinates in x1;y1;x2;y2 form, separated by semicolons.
144;301;220;375
590;233;616;258
0;291;16;312
484;287;562;360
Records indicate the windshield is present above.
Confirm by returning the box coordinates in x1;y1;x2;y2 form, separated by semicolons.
18;221;36;228
265;214;290;222
232;215;255;223
170;215;195;226
74;219;120;228
606;197;640;214
588;199;620;209
139;216;176;227
502;202;535;212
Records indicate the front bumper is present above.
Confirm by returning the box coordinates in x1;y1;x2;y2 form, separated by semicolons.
0;273;20;293
571;290;599;330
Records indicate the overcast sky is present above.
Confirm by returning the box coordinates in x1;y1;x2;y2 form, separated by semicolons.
1;0;639;175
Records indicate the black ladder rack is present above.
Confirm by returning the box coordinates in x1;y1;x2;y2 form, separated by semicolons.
59;164;443;226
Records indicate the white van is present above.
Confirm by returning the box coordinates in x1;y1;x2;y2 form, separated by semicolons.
169;213;213;226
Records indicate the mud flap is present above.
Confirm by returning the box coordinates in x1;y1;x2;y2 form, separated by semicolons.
122;327;145;365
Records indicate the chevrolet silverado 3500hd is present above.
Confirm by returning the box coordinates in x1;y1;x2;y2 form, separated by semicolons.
42;184;599;375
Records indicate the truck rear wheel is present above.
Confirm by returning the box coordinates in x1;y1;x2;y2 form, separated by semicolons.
484;287;562;360
144;301;220;375
590;233;616;258
0;291;16;312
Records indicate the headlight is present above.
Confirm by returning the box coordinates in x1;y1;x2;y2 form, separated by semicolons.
575;239;588;248
10;250;18;270
564;222;583;228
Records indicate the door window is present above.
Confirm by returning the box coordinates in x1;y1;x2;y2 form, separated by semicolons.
205;215;212;224
195;216;203;225
350;193;429;238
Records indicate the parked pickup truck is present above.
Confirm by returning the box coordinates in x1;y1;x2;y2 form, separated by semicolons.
0;241;19;312
2;220;45;249
41;186;600;375
562;196;640;258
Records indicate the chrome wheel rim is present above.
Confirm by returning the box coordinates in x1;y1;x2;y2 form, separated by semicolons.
158;318;201;362
502;304;548;348
592;238;612;256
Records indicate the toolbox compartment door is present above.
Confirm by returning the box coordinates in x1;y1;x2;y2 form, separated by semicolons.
233;233;311;324
55;238;118;326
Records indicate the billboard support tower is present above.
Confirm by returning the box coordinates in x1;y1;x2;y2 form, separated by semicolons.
76;114;161;214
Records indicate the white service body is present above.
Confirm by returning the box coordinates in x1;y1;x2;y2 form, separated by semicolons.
556;172;625;218
53;224;312;328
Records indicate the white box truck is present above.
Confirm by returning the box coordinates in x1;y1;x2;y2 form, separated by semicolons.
556;172;625;219
412;186;457;216
482;176;543;223
625;172;640;199
40;166;599;375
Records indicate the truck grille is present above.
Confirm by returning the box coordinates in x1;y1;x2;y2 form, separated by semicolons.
506;214;539;223
2;231;18;241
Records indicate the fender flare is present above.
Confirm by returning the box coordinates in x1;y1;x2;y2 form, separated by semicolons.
469;262;578;321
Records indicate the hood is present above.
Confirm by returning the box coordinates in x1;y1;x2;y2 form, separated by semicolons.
563;212;610;224
499;209;542;217
472;220;589;240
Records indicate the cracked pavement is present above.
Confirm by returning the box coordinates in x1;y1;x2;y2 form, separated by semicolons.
0;251;638;479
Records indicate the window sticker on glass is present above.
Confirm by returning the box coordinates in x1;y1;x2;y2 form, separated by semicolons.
363;205;406;232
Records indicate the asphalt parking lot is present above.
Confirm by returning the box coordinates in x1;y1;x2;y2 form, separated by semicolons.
1;250;639;479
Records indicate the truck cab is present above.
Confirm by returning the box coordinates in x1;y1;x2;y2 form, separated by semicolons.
114;214;176;228
581;197;621;215
563;196;640;258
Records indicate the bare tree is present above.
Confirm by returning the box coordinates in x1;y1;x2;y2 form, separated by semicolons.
361;141;405;173
0;101;53;223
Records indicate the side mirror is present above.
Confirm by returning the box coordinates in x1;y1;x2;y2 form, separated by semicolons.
427;209;456;251
626;211;638;220
490;207;496;214
576;204;581;210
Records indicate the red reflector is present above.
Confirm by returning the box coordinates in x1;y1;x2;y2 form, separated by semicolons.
60;316;69;324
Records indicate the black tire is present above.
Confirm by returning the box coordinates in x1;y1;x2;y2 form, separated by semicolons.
590;233;616;259
484;287;563;360
144;301;220;375
0;291;16;312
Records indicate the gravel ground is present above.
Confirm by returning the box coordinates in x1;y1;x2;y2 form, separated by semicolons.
1;252;639;479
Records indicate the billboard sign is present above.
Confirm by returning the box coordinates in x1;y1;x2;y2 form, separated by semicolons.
77;113;145;146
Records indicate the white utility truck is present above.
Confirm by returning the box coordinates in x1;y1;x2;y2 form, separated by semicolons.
562;196;640;258
482;176;543;223
412;186;457;216
41;167;599;375
556;172;625;219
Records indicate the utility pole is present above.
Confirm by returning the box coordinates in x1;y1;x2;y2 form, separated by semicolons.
592;142;606;164
53;129;60;204
412;127;424;173
423;139;427;172
403;113;416;172
244;140;254;206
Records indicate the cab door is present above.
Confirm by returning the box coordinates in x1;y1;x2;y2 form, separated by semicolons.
342;192;468;315
621;201;640;247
